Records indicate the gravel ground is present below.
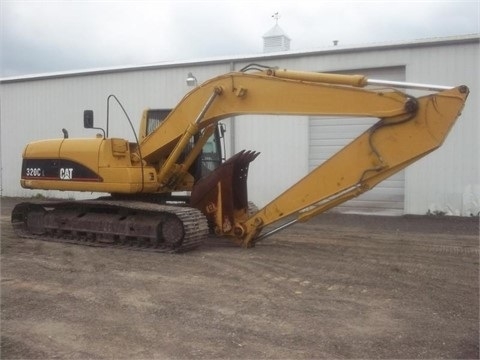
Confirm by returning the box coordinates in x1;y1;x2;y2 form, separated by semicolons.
1;197;479;359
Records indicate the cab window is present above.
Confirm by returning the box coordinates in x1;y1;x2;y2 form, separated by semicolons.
146;109;171;136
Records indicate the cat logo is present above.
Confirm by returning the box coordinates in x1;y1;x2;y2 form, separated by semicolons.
60;168;73;180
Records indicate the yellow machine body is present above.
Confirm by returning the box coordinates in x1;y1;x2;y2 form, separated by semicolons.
18;67;469;248
21;137;162;193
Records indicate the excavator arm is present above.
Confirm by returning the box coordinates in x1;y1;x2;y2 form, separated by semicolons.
138;67;468;247
239;85;468;246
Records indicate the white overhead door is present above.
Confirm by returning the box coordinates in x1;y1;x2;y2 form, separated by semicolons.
309;66;406;215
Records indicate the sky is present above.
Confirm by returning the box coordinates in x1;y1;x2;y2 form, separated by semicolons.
1;0;479;77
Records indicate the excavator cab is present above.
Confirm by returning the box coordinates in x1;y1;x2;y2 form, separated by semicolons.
82;107;226;186
143;109;225;182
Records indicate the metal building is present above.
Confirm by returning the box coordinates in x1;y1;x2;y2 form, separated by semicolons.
1;35;478;216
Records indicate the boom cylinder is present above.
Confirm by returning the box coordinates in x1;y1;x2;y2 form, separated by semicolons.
267;69;455;91
267;69;368;87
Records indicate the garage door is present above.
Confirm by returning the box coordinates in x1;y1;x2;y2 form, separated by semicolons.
309;66;406;215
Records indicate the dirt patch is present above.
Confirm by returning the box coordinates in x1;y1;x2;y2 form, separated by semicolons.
1;197;479;359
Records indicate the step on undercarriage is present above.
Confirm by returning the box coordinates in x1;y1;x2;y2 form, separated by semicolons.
11;199;209;253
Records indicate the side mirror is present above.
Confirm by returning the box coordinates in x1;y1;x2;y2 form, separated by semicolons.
84;110;94;128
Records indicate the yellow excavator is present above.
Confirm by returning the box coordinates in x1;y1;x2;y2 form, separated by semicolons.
12;65;469;252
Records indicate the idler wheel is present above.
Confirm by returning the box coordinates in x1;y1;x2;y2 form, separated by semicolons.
159;215;185;249
12;203;46;235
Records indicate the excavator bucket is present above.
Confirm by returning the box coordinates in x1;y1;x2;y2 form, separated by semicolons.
190;150;259;234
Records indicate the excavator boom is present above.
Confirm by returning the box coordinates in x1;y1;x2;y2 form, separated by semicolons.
139;70;412;164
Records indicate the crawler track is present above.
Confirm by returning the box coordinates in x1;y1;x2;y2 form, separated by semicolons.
11;199;209;253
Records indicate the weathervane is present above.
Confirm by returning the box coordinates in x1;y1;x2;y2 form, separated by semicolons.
272;12;280;24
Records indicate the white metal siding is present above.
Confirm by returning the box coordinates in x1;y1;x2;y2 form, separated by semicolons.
233;114;309;209
403;43;480;216
1;36;478;217
309;66;406;215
